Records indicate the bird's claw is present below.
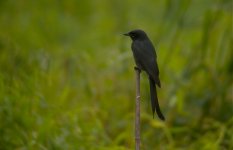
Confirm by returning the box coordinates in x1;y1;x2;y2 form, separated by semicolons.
134;67;141;73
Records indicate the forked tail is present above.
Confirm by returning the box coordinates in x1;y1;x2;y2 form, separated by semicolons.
149;77;165;121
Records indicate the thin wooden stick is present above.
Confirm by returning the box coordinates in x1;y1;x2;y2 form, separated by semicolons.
135;67;140;150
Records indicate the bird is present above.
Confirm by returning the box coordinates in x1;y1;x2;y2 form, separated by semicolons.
124;29;165;121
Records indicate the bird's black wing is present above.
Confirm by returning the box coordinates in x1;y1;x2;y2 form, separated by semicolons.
132;40;161;87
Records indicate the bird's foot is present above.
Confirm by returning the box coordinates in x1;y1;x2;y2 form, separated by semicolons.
134;66;141;73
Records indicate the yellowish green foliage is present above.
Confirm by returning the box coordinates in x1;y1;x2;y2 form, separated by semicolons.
0;0;232;149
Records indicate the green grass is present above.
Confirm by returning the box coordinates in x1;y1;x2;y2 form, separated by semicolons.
0;0;232;149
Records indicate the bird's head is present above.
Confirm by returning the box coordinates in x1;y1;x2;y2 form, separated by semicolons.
124;29;148;41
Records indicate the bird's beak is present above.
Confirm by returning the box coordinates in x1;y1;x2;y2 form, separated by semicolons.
123;33;129;36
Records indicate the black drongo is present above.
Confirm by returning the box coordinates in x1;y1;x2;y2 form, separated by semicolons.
124;29;165;121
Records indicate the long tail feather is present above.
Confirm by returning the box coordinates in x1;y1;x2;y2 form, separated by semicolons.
149;77;165;121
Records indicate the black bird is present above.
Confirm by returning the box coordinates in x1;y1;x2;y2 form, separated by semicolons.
124;29;165;121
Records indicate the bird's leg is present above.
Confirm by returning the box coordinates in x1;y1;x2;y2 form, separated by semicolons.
134;66;141;73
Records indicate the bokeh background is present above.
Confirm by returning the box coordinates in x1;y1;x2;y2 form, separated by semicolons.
0;0;232;149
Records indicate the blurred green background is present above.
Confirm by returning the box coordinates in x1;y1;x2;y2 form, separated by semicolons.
0;0;232;149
